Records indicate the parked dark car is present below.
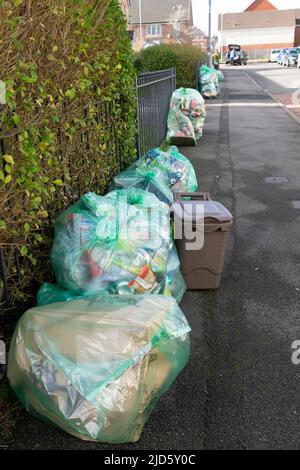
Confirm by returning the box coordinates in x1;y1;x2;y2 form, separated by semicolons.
225;44;248;66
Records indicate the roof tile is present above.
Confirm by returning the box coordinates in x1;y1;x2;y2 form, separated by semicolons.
219;9;300;31
129;0;191;24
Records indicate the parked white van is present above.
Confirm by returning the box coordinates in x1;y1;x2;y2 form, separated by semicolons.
269;49;282;63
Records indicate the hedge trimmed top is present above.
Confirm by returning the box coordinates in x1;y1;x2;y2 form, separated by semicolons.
136;44;207;89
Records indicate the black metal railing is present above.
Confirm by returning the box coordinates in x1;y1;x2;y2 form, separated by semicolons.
136;68;176;156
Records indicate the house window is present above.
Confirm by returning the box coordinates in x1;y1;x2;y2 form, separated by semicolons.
147;24;162;37
296;18;300;26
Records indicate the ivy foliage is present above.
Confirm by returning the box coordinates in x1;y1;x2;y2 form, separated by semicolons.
0;0;137;306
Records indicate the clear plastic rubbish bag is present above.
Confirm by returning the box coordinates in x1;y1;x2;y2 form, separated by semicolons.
49;188;186;303
199;65;218;98
169;88;206;140
8;295;191;443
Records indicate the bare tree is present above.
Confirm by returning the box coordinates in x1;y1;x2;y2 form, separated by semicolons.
169;4;186;42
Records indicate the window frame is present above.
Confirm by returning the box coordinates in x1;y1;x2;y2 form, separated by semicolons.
146;23;162;37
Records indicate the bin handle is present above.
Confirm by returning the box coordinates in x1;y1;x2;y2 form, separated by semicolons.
174;192;211;202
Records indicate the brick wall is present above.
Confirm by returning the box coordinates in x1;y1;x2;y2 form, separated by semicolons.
132;22;206;52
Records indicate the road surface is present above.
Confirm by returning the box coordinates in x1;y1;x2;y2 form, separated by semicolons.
8;64;300;450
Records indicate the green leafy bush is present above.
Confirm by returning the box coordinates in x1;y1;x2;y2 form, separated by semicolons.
0;0;137;307
137;44;207;88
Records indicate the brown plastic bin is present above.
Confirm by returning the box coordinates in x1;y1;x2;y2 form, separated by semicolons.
169;136;196;147
172;192;233;290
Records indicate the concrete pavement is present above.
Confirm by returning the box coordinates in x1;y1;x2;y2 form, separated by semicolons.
8;65;300;450
185;65;300;449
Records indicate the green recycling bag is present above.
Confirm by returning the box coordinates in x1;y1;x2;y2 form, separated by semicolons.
199;65;218;98
111;166;174;206
47;188;186;303
216;70;224;82
111;146;198;205
8;294;191;443
37;283;85;305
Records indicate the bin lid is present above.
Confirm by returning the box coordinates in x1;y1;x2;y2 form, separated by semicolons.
172;199;233;223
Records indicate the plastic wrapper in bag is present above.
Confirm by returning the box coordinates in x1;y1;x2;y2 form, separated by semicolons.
167;107;196;142
169;88;206;140
8;295;191;443
199;65;217;98
111;146;197;200
49;188;186;303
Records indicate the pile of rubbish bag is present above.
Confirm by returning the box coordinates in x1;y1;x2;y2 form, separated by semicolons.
7;79;202;444
111;146;198;206
199;65;221;99
8;295;191;443
167;88;206;143
38;188;186;305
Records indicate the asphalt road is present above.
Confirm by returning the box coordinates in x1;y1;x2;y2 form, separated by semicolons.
241;62;300;96
226;62;300;121
8;64;300;450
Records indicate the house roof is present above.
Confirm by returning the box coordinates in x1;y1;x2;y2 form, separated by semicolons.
129;0;191;25
188;26;207;38
219;9;300;31
244;0;277;12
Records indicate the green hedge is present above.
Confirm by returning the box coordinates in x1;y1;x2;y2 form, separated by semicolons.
136;44;207;88
0;0;137;307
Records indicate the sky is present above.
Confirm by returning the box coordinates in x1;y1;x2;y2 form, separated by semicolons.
192;0;300;34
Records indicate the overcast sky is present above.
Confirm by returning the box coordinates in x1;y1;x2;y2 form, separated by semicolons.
192;0;300;34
